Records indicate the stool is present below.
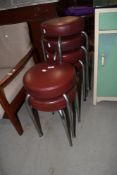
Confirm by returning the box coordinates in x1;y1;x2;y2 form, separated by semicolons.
41;16;89;100
64;6;94;88
23;62;79;146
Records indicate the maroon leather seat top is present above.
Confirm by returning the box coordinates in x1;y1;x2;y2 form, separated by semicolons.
23;62;76;100
46;48;84;63
43;34;84;53
29;87;76;112
41;16;84;37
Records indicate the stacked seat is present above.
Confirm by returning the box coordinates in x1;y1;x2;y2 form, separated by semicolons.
24;62;79;146
41;16;89;100
23;16;90;146
64;6;94;89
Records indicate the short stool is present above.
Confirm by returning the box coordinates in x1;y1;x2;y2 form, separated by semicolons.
23;62;79;146
41;16;89;101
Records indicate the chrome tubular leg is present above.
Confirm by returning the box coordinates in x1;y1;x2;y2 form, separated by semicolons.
41;35;47;61
82;31;92;90
58;37;62;63
63;94;74;138
81;46;89;93
81;31;89;53
71;101;76;137
25;94;43;137
58;110;72;146
79;60;86;101
75;90;80;123
77;70;82;120
32;108;43;136
53;51;57;61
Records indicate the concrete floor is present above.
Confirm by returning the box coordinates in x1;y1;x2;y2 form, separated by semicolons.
0;91;117;175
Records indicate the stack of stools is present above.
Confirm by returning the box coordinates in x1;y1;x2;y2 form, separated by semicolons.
64;6;94;88
40;16;89;101
23;61;79;146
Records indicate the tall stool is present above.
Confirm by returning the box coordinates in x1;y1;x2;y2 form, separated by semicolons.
40;16;89;100
23;62;79;146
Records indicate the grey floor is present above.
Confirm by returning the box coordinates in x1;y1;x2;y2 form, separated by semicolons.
0;91;117;175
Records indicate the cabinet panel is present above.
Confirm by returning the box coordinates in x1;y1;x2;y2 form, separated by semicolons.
99;12;117;30
97;33;117;97
93;8;117;104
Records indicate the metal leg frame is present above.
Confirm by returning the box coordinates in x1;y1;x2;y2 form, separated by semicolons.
63;94;76;139
82;31;92;90
58;90;80;143
42;35;63;63
58;109;72;146
41;35;47;61
59;93;74;145
79;60;86;101
75;89;80;123
25;94;43;137
58;37;63;63
81;31;89;54
81;46;89;95
72;88;81;137
71;100;77;138
81;31;90;92
77;69;82;121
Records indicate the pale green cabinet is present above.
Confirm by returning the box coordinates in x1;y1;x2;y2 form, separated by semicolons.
93;8;117;104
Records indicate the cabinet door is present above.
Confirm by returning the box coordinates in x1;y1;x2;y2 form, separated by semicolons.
97;33;117;97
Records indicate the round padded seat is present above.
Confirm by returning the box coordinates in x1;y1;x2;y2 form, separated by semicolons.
43;34;84;53
29;87;76;112
46;48;84;64
41;16;84;37
23;62;76;100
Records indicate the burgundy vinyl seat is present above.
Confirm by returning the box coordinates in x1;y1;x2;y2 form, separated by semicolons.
23;62;76;100
29;87;76;112
46;49;84;64
41;16;84;37
24;61;79;146
43;34;85;53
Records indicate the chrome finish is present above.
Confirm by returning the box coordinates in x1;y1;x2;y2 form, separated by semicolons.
81;31;89;53
63;93;73;137
81;45;89;92
75;90;80;122
58;110;72;146
53;51;57;61
57;37;62;63
41;35;47;61
25;94;43;137
79;60;86;101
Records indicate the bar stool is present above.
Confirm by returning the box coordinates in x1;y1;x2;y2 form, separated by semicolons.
40;16;89;100
23;62;79;146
